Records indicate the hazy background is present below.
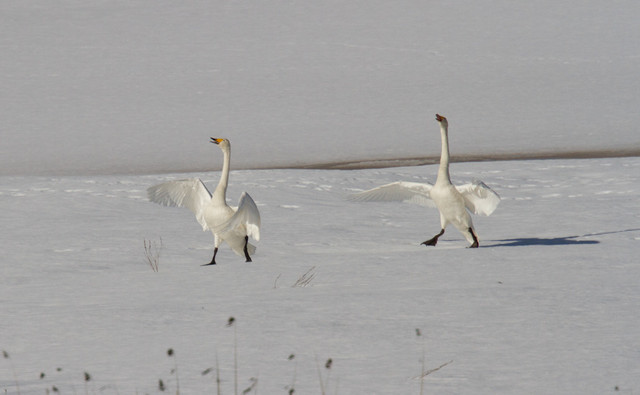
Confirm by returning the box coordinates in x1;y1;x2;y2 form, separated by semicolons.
2;1;639;175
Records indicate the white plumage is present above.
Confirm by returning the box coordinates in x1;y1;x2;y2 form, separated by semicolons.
147;138;261;264
350;114;500;248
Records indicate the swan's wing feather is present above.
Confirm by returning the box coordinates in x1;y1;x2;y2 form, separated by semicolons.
147;178;212;230
456;180;501;216
214;192;261;241
348;181;436;208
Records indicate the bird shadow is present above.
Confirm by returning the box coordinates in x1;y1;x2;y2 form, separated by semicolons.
484;228;640;248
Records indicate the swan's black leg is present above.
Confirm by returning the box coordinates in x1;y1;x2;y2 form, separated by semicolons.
202;247;218;266
243;235;252;262
468;228;479;248
422;229;444;247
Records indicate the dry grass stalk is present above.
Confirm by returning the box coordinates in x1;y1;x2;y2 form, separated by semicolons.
292;266;316;287
144;237;163;272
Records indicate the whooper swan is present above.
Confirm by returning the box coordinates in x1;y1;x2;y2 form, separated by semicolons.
147;138;261;264
350;114;500;248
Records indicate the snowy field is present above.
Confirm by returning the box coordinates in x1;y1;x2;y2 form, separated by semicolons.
2;157;640;394
2;1;640;394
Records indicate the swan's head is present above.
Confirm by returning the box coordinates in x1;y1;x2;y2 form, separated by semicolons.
210;137;230;151
435;114;448;128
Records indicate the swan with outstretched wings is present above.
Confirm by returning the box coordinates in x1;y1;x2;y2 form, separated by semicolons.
350;114;500;248
147;138;261;265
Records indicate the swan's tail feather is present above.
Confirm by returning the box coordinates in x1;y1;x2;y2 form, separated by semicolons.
224;234;256;257
213;192;261;241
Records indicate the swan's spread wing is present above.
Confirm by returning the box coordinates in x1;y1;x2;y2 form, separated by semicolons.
214;192;261;241
147;178;212;230
456;180;500;216
348;181;436;208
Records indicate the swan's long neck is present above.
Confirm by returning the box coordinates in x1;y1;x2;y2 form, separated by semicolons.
213;147;231;202
436;123;452;184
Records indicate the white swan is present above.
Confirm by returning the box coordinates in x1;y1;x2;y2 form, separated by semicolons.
147;138;261;265
350;114;500;248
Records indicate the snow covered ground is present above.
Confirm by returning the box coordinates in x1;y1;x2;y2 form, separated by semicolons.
2;157;639;394
2;1;640;394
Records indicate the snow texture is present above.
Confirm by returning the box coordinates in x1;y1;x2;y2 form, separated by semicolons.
1;1;640;394
2;158;640;394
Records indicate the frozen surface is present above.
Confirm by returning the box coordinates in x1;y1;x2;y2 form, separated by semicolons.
2;1;640;176
2;157;639;394
2;2;639;393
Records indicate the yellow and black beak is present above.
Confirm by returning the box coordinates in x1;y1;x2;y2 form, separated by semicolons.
210;138;224;145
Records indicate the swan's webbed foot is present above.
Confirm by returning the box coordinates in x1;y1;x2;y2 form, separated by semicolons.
243;236;252;263
421;229;445;247
421;238;438;246
202;247;219;266
467;228;479;248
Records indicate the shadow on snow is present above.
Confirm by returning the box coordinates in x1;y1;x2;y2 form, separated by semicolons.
484;228;640;247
